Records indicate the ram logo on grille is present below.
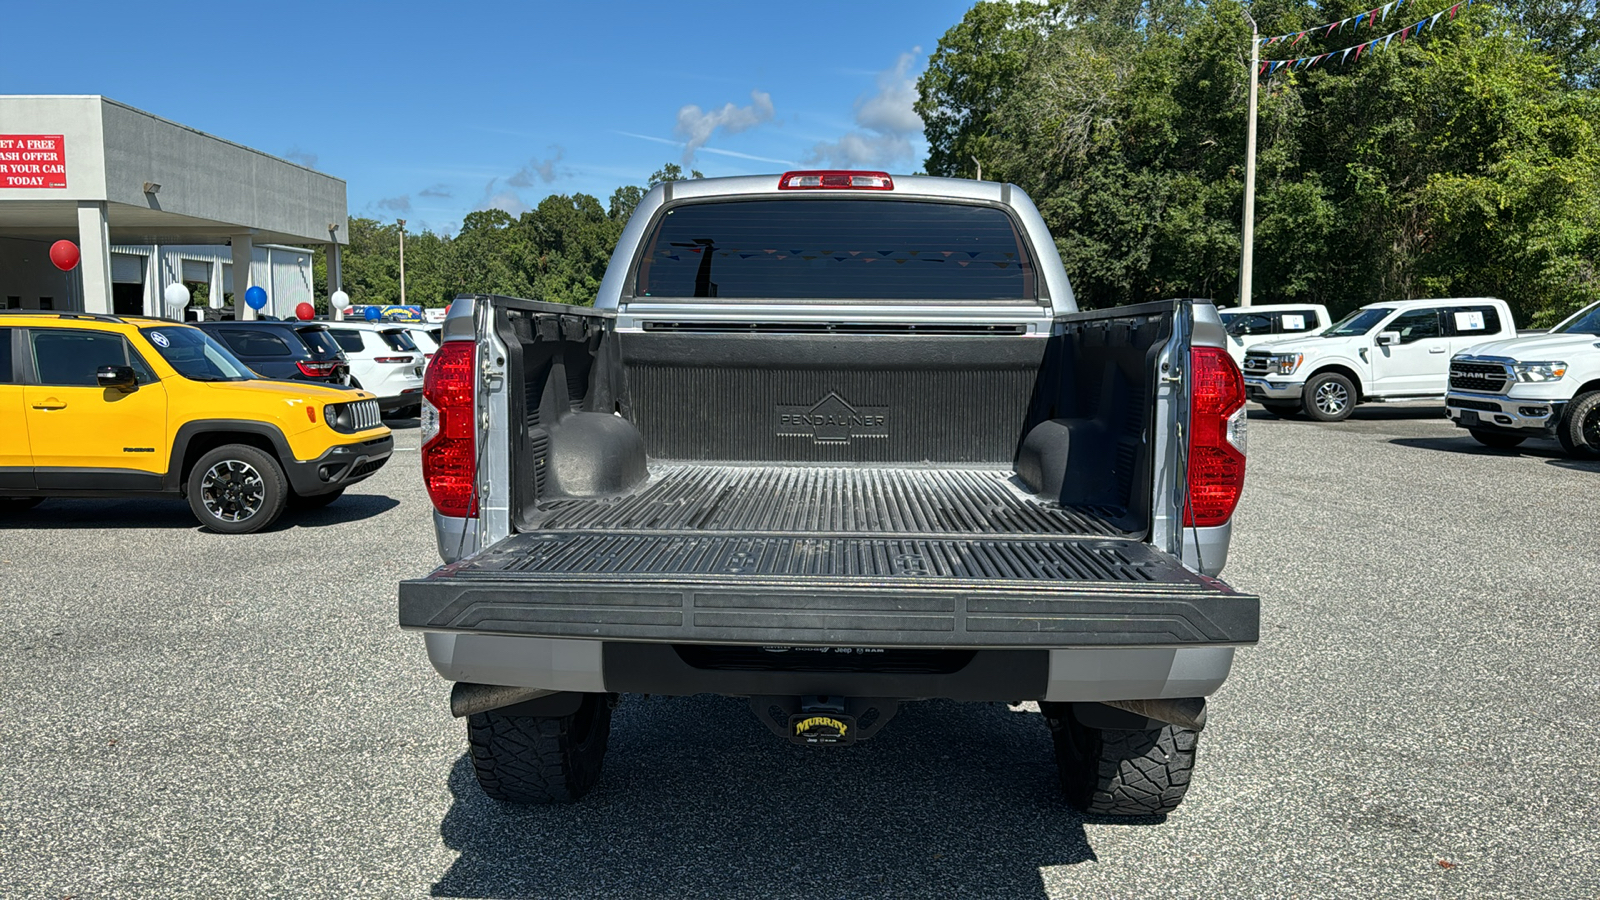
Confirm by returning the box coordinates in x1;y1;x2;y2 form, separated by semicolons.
1449;362;1508;393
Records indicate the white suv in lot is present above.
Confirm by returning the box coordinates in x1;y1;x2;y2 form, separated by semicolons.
1218;303;1331;365
1243;297;1517;421
1446;299;1600;455
326;322;425;417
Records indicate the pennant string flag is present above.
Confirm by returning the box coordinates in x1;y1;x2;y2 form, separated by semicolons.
1258;0;1475;76
1259;0;1464;45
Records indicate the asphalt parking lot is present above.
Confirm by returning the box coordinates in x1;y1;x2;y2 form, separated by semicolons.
1;406;1597;899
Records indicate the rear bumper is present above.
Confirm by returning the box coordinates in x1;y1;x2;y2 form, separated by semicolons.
282;435;393;496
420;633;1237;702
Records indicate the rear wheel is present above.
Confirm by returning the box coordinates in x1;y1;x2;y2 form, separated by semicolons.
185;444;287;535
1046;709;1197;817
1557;391;1600;459
1302;372;1357;422
1469;429;1526;449
1261;402;1301;418
467;694;613;804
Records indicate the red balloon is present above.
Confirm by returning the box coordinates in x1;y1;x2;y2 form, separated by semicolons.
295;302;315;321
49;240;80;271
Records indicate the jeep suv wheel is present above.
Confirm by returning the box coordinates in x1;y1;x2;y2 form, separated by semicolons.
185;444;288;534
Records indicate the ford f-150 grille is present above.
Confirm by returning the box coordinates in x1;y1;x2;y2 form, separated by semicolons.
1242;355;1270;375
1449;361;1509;393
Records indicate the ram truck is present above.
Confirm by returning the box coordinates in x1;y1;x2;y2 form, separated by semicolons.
398;171;1259;817
1446;299;1600;455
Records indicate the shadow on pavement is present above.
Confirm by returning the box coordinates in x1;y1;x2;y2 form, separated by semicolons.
1546;457;1600;472
432;695;1100;899
1247;404;1447;423
286;492;402;527
0;492;400;530
1388;436;1569;460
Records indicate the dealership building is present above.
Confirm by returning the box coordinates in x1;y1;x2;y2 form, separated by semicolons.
0;95;347;320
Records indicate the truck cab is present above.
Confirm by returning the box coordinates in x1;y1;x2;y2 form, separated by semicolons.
1217;303;1331;365
1242;297;1516;421
1445;299;1600;455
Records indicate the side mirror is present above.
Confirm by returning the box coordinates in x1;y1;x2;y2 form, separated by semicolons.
1377;331;1400;346
96;365;139;392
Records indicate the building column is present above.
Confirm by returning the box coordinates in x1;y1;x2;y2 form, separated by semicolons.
144;244;161;316
231;233;255;321
327;241;344;321
76;201;113;314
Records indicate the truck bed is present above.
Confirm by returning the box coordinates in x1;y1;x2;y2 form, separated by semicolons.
399;464;1258;648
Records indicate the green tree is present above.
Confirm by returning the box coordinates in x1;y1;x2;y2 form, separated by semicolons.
917;0;1600;326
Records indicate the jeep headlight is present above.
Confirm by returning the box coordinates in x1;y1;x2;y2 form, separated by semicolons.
1512;361;1567;382
1270;353;1303;376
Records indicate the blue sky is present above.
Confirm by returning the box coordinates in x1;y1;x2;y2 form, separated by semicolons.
1;0;977;235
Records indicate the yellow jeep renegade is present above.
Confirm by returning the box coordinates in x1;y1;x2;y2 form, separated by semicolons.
0;312;393;534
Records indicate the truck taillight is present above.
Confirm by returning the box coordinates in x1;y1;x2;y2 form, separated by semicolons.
422;340;477;518
1185;346;1247;528
778;170;894;190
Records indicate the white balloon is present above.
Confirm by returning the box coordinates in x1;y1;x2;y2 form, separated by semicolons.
330;290;351;310
162;283;190;317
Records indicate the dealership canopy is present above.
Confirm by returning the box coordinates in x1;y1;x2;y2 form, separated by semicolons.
0;95;348;318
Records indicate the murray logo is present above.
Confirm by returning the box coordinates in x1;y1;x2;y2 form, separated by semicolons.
776;392;889;444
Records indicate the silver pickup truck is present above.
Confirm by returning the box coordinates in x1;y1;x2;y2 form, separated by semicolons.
399;171;1258;818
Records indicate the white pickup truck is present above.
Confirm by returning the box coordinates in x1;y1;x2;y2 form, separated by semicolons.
1243;297;1516;421
1217;303;1331;366
1445;299;1600;455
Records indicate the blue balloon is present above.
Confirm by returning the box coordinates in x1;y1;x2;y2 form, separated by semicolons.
244;285;268;310
363;306;382;321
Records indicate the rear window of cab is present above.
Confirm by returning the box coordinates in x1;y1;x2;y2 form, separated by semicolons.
633;199;1037;301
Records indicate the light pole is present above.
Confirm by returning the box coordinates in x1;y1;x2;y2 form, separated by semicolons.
1240;7;1259;309
397;218;407;306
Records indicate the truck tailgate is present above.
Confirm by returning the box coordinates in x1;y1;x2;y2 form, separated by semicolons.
400;466;1258;648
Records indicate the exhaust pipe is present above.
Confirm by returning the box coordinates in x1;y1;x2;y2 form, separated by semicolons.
449;682;556;718
1100;697;1207;731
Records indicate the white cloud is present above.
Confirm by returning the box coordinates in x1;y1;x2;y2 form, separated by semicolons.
375;195;412;214
475;178;528;216
283;147;319;168
507;147;565;187
418;183;452;199
674;90;775;163
807;50;926;170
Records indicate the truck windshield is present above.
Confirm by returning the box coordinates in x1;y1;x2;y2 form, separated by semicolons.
140;326;256;382
1324;307;1393;337
1552;301;1600;335
634;199;1036;301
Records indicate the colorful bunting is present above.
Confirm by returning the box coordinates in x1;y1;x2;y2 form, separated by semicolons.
1258;0;1472;78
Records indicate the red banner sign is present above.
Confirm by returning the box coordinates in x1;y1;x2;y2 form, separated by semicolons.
0;135;67;188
